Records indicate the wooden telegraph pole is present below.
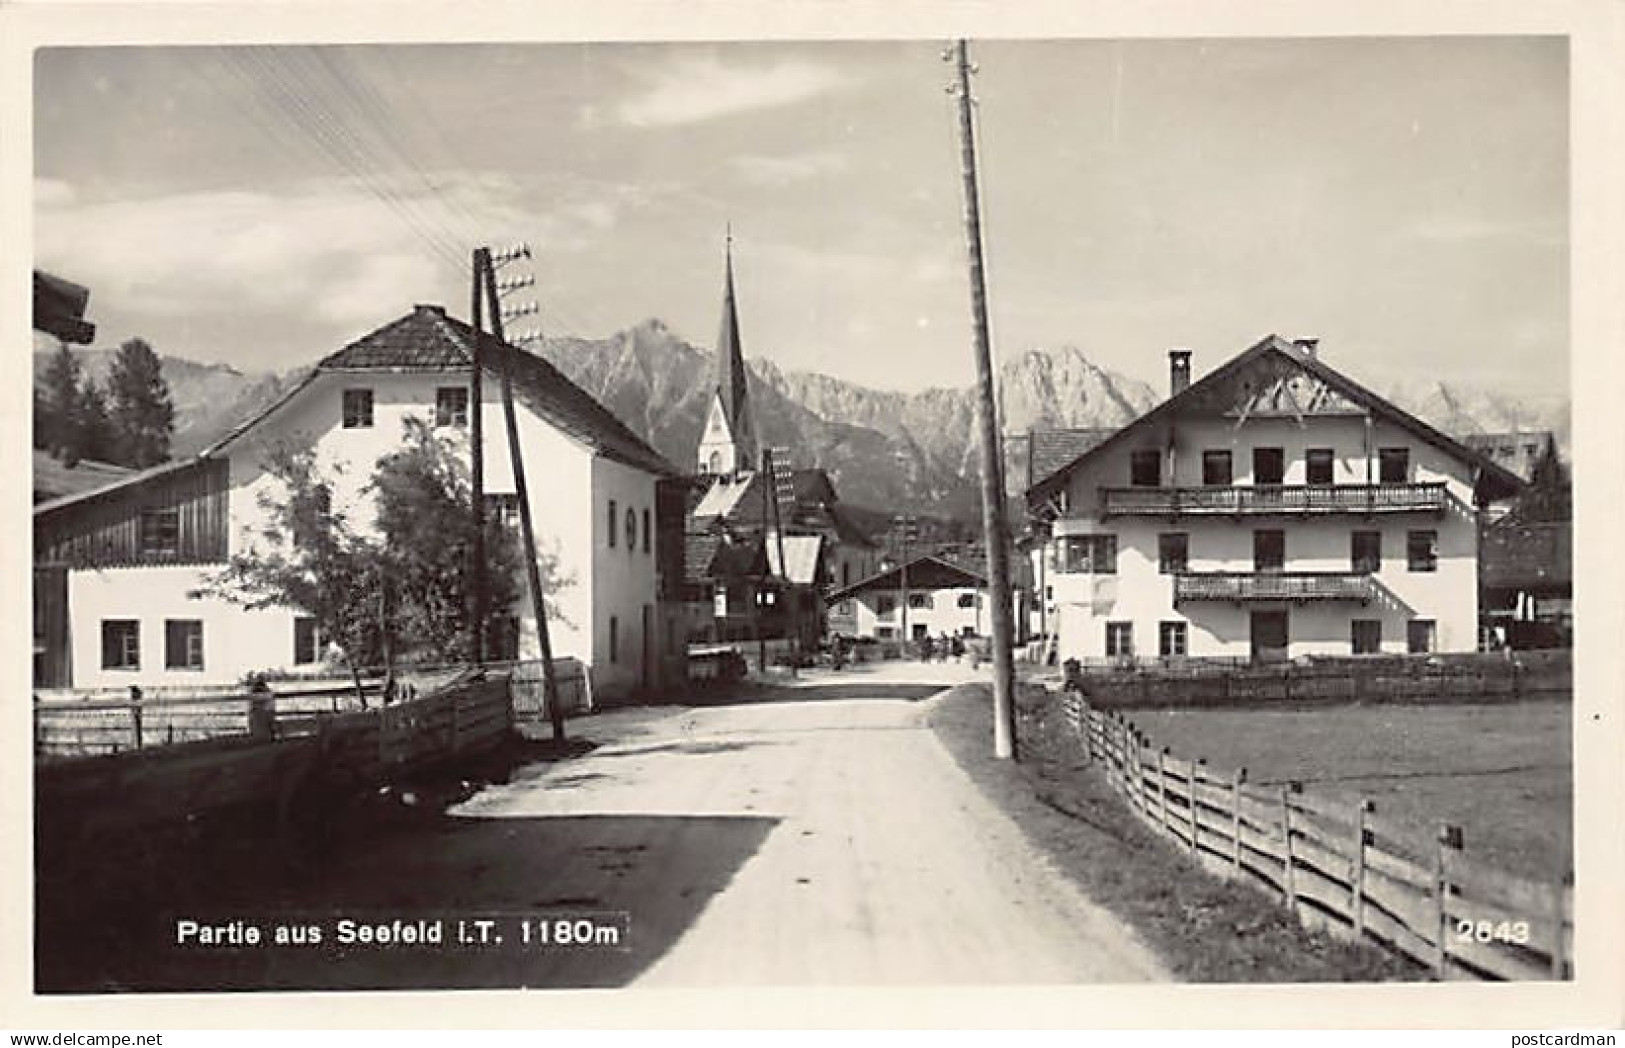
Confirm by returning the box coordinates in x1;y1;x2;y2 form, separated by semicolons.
476;245;566;742
950;39;1019;760
469;252;487;664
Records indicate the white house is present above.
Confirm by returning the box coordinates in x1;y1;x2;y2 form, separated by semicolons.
33;304;679;700
1024;336;1523;663
826;555;988;642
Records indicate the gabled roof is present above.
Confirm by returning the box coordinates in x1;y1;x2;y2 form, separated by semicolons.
1026;335;1525;507
1027;427;1117;488
827;554;986;602
213;305;676;477
684;529;769;586
714;240;757;460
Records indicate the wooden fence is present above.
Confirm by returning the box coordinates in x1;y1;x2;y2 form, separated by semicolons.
36;672;517;849
1059;691;1574;982
1063;650;1569;708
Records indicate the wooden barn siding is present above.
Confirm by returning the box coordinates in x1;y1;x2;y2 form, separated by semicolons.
34;565;71;688
35;460;230;569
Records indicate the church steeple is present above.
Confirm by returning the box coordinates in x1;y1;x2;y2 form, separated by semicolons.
698;228;758;475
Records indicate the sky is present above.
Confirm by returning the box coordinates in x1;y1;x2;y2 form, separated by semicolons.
32;36;1568;397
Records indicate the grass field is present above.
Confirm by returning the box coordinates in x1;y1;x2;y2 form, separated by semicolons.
1125;701;1572;882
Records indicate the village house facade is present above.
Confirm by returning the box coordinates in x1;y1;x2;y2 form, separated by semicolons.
1024;336;1523;663
33;304;680;700
826;554;988;642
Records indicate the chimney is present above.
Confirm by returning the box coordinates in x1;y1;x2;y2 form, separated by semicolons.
1168;349;1192;396
1293;337;1319;358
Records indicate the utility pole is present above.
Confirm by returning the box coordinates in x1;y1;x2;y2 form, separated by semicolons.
949;38;1018;760
892;513;916;652
766;447;797;678
469;251;486;665
476;245;566;742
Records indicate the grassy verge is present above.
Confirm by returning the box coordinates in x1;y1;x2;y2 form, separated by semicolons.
927;680;1424;983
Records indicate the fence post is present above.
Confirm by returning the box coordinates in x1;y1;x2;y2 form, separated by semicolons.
128;688;144;751
1230;767;1247;872
1280;783;1300;910
1434;822;1463;980
1549;871;1571;980
1190;758;1206;856
1157;746;1171;835
1352;798;1374;938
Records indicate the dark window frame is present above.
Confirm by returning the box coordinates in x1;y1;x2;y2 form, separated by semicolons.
1159;621;1188;658
1379;447;1411;484
626;507;638;554
293;617;320;665
434;386;469;428
101;619;140;671
1058;534;1118;575
1407;529;1438;572
164;619;204;671
1202;449;1233;486
1105;621;1135;658
1158;532;1189;575
1129;449;1162;487
342;388;374;429
1253;529;1285;572
1352;619;1382;655
608;499;618;548
642;508;652;554
1252;447;1285;485
1351;530;1382;574
609;615;619;663
1407;619;1437;654
138;507;181;557
1306;448;1335;485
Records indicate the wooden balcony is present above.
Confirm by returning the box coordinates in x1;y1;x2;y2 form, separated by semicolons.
1100;482;1448;519
1173;571;1375;605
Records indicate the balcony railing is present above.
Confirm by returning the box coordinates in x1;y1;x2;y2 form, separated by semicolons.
1173;571;1375;605
1100;483;1448;518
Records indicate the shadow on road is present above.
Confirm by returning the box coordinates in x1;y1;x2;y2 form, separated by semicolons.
683;681;949;707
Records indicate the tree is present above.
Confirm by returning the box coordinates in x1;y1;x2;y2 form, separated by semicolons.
38;342;83;464
74;379;116;465
1518;433;1570;523
208;420;559;690
107;337;175;468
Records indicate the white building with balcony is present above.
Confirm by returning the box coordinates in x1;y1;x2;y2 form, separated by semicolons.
1024;336;1523;663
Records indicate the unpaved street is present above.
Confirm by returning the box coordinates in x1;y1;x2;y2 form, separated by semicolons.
60;667;1167;991
459;669;1169;986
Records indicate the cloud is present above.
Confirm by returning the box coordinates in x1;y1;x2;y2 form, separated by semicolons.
616;57;848;128
728;150;851;187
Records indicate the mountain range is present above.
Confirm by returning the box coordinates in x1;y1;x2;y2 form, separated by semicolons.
34;324;1570;524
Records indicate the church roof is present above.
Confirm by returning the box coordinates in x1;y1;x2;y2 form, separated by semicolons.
714;237;756;459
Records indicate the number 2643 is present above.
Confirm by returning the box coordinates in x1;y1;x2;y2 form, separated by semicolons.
1455;919;1530;945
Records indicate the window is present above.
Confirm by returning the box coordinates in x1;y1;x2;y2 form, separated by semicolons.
1352;619;1382;655
643;508;652;554
1058;534;1117;574
876;595;896;619
1523;443;1539;458
842;563;851;587
293;617;320;665
1306;448;1335;485
1253;447;1285;485
1253;530;1285;572
1202;450;1233;486
101;620;140;671
957;593;976;609
626;508;638;553
909;593;933;609
435;387;469;427
342;388;374;429
139;508;180;556
877;626;895;640
1379;447;1410;484
835;599;854;615
1106;621;1134;658
165;619;204;671
1130;449;1161;487
1159;621;1188;657
608;499;618;548
609;615;619;663
1351;530;1382;574
1407;619;1437;654
1158;533;1188;574
1407;530;1438;572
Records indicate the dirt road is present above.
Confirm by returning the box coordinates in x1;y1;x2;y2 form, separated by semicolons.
54;666;1166;991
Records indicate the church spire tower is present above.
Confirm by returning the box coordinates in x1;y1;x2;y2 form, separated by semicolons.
697;227;758;475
